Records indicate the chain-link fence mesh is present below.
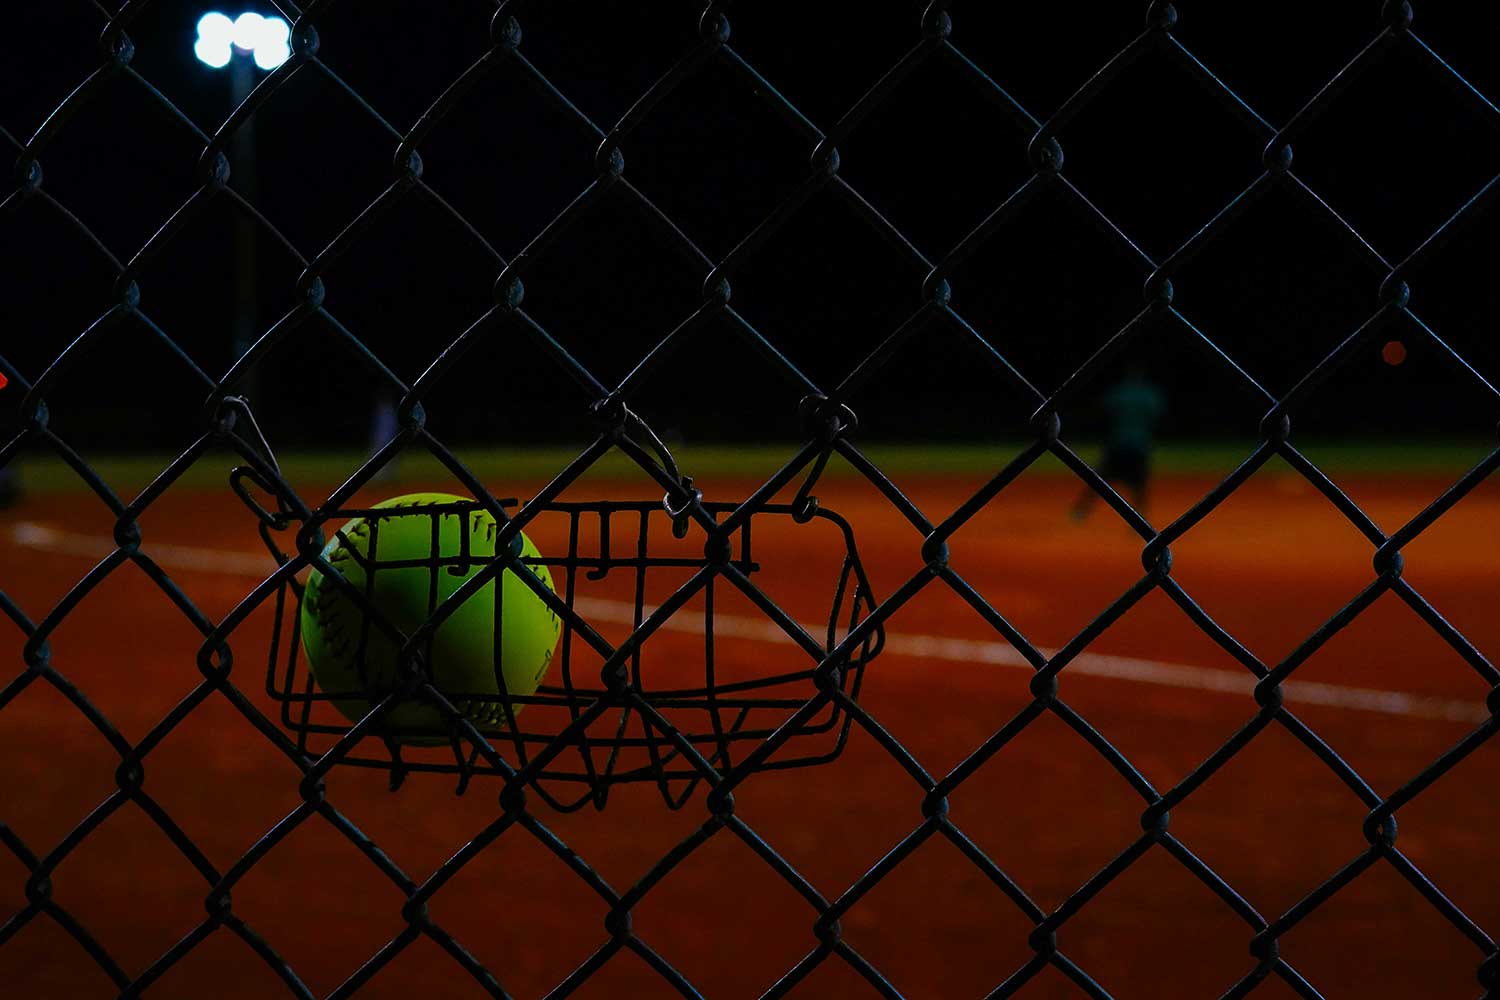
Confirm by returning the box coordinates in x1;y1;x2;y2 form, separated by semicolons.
4;0;1500;996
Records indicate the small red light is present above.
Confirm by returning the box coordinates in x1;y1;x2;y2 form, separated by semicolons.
1381;340;1407;366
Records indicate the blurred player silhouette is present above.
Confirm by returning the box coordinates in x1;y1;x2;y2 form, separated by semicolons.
1071;367;1165;521
369;390;400;481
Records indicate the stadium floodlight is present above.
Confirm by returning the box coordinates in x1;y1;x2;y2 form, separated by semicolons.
193;9;290;384
194;10;291;71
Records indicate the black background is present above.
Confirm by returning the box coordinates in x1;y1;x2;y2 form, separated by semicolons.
6;1;1500;458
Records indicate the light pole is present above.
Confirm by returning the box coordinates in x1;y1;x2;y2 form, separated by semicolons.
194;12;290;395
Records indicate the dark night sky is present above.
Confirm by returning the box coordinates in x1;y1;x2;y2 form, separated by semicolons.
6;1;1500;457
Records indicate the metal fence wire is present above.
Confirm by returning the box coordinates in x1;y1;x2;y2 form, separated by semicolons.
4;1;1500;997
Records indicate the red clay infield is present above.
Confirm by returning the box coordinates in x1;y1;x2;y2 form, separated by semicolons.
1;468;1497;998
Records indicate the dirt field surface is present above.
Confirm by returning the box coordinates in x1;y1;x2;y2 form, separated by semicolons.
2;465;1497;999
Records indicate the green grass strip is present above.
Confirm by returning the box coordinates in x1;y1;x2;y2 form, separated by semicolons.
11;439;1493;497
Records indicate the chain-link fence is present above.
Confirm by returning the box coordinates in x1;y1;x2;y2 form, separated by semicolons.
4;1;1500;997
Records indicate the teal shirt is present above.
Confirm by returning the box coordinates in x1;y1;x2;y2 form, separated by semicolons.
1104;377;1165;451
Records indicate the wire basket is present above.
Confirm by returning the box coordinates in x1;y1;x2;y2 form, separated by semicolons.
232;469;883;810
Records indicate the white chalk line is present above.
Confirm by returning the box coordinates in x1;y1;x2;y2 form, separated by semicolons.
7;522;1489;724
